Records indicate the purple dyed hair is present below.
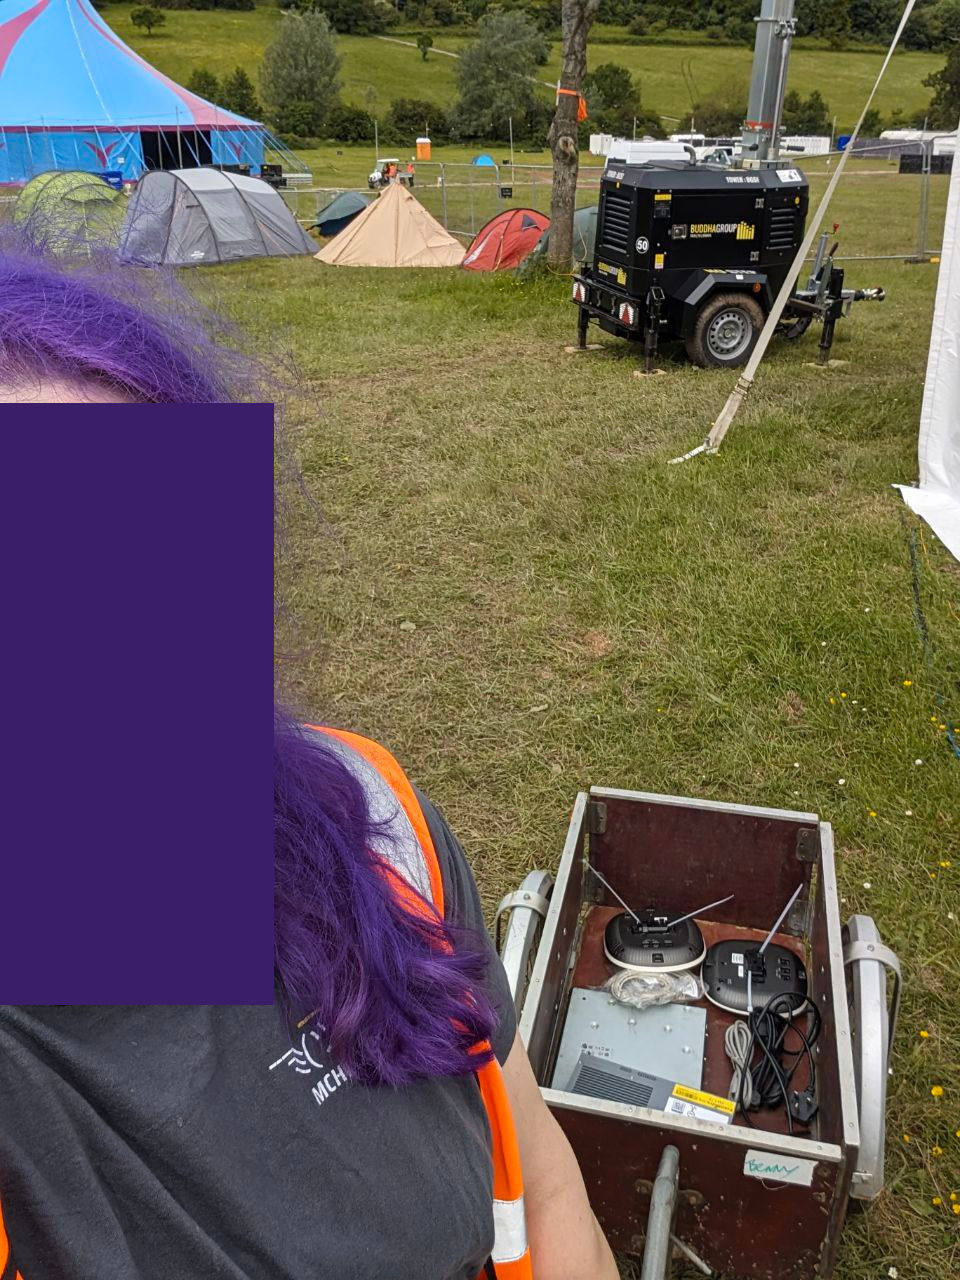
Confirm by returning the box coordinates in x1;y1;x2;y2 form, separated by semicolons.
274;708;497;1086
3;229;489;1085
0;230;250;402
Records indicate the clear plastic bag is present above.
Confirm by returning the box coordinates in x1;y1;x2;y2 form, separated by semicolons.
602;968;702;1010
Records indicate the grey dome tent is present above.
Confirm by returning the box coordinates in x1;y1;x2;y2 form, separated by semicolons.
312;190;373;236
119;167;313;267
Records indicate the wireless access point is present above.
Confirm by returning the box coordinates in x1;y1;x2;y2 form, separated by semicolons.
701;884;808;1015
586;863;732;974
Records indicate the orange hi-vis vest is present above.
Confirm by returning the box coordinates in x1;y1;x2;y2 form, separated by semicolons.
312;726;533;1280
0;1194;24;1280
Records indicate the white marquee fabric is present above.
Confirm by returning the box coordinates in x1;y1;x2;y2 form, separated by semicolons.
897;134;960;561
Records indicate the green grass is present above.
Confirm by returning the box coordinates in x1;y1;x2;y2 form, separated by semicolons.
182;167;960;1277
107;2;943;132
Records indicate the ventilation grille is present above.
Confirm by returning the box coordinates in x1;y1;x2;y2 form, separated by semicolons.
768;207;798;250
568;1061;658;1107
599;191;632;256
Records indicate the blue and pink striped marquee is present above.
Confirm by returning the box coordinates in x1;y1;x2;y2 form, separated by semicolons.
0;0;266;183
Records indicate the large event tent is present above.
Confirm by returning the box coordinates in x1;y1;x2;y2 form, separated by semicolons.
0;0;274;183
897;144;960;561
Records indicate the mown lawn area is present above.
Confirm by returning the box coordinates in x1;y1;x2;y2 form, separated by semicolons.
187;165;958;1277
107;2;942;132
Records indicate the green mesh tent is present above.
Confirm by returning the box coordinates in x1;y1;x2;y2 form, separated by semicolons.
517;205;598;273
14;170;124;252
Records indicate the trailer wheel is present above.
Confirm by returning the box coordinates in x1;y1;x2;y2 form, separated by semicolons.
686;292;764;368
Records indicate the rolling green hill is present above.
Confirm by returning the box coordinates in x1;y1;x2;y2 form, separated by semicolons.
106;3;941;132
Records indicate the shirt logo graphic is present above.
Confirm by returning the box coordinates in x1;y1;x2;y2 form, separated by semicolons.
269;1021;349;1108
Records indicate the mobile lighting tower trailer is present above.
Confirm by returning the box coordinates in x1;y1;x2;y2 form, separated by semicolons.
571;0;885;370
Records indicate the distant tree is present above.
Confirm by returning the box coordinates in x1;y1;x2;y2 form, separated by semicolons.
691;79;748;135
581;62;662;137
325;102;376;142
449;9;549;139
810;0;852;48
260;11;341;136
220;67;260;119
131;5;165;34
386;97;446;141
781;89;831;135
924;45;960;129
299;0;395;35
186;67;221;101
417;32;434;60
159;0;254;8
853;107;883;135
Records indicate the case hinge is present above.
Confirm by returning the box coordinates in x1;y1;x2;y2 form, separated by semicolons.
586;800;607;835
795;827;818;863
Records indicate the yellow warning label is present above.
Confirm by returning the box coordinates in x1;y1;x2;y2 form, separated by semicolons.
616;268;626;285
654;193;671;201
654;253;665;269
671;1085;736;1115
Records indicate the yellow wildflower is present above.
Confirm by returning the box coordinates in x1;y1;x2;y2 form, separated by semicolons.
903;1133;911;1143
954;1204;960;1216
904;679;913;687
840;692;848;699
869;810;877;817
920;1030;930;1039
829;697;836;705
933;1196;943;1205
933;1146;944;1156
951;1192;958;1201
931;1085;944;1097
940;860;952;868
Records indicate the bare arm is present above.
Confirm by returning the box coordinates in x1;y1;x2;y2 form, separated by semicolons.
501;1029;620;1280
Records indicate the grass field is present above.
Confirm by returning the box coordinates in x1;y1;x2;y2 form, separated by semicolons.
107;2;943;133
177;161;960;1276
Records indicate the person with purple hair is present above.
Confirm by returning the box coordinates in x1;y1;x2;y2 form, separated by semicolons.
0;234;247;403
0;241;619;1279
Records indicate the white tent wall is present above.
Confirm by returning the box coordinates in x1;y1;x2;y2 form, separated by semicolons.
897;122;960;561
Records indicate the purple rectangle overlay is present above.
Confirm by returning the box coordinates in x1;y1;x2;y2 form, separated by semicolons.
0;404;274;1004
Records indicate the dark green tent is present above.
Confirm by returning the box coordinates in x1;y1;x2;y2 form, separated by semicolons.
312;191;373;236
518;205;598;272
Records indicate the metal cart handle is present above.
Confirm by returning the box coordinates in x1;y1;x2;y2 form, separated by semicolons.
495;870;554;1011
843;914;902;1201
640;1146;680;1280
843;934;901;1075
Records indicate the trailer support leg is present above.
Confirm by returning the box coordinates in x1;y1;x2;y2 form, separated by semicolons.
644;288;664;374
818;267;845;366
640;1145;680;1280
577;305;589;351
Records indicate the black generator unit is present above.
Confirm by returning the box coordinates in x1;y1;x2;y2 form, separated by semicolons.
573;162;810;368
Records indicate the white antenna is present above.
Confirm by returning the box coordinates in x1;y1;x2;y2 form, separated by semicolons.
665;894;735;929
584;862;640;924
760;883;804;954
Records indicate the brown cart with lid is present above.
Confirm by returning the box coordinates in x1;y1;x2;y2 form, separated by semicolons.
496;786;901;1280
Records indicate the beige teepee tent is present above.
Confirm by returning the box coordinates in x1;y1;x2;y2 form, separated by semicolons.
315;181;465;268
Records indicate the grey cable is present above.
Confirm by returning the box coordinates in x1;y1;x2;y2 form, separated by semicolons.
725;1019;758;1109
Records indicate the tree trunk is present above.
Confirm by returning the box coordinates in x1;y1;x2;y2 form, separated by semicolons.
547;0;599;269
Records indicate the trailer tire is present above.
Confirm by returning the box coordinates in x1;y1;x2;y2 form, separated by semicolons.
686;292;765;368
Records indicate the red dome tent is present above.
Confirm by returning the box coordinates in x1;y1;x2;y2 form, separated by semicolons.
461;207;549;271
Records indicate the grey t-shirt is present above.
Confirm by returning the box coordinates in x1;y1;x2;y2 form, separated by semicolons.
0;795;517;1280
